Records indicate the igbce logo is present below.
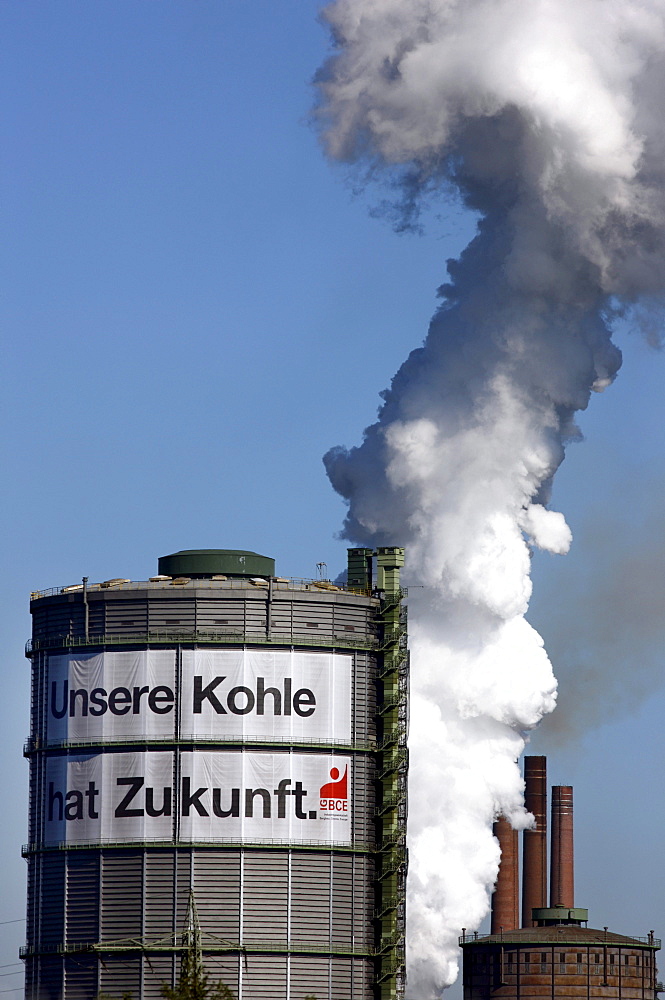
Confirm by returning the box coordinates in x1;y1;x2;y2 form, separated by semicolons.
46;771;349;821
319;766;348;815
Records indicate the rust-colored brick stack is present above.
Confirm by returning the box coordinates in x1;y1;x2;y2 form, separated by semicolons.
491;816;519;932
521;755;547;928
550;785;574;908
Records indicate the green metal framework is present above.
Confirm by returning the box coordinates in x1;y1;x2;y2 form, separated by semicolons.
372;548;408;1000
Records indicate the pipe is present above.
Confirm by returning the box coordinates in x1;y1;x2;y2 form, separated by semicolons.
82;576;89;641
522;755;547;927
550;785;574;908
491;816;519;932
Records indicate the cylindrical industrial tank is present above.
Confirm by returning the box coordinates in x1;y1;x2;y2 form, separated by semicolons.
22;548;408;1000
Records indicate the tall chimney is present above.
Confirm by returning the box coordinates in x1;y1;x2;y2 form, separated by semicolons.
521;755;547;927
550;785;574;908
491;816;519;933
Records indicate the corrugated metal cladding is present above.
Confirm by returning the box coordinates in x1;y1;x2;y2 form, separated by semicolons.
23;550;408;1000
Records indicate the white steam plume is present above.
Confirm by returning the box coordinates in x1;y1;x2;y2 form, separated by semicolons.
314;0;665;995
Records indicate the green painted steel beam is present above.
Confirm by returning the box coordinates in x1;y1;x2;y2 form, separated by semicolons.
22;943;376;959
22;838;375;857
24;736;377;756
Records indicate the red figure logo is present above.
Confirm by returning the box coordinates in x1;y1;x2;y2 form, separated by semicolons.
319;766;348;813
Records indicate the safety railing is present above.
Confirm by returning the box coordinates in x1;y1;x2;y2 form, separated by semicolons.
22;834;375;856
30;577;384;601
24;734;378;754
459;931;661;948
26;628;380;655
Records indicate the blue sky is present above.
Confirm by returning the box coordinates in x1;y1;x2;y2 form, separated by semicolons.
1;3;664;995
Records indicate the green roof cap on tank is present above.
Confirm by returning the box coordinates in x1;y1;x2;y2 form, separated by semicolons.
158;549;275;579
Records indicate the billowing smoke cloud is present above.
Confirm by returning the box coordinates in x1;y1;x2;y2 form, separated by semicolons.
314;0;665;995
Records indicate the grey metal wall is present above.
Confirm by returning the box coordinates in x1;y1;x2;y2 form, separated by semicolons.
26;846;376;999
24;577;383;1000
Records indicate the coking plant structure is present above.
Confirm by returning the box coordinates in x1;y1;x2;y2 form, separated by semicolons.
461;757;661;1000
22;547;409;1000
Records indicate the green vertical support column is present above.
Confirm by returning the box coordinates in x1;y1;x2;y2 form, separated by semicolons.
347;548;374;591
375;547;408;1000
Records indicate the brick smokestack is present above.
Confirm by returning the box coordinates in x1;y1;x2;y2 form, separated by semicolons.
491;816;519;932
550;785;574;908
521;755;547;927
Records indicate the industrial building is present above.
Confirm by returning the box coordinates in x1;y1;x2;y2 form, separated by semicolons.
22;547;408;1000
461;757;661;999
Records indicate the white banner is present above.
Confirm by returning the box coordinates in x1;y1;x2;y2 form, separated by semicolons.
42;751;351;846
46;651;176;743
179;751;351;844
180;650;352;742
44;751;174;846
45;649;352;744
